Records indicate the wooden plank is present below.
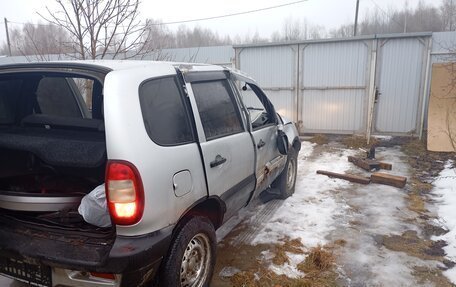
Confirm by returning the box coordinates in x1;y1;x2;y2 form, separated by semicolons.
378;162;392;170
348;156;380;171
371;172;407;188
316;170;371;184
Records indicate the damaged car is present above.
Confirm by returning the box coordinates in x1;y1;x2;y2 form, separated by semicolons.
0;61;301;287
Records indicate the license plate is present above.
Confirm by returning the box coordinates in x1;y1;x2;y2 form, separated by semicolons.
0;256;52;287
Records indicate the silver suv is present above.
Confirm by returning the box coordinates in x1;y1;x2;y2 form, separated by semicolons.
0;61;301;287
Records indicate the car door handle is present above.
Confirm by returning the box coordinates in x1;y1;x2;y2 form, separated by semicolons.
257;139;266;149
210;155;227;168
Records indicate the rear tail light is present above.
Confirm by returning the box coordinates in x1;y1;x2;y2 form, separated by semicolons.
89;272;116;280
106;160;144;225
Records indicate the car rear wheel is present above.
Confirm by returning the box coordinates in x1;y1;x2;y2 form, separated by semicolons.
159;216;216;287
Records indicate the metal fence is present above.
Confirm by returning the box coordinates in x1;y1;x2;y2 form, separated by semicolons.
234;32;454;137
2;32;455;137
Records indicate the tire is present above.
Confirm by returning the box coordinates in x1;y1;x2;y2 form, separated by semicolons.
272;147;298;199
159;216;216;287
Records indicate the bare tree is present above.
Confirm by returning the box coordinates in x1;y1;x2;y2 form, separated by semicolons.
142;19;174;50
282;18;305;41
39;0;151;59
271;17;325;42
329;24;354;38
441;0;456;31
0;22;72;59
355;2;444;36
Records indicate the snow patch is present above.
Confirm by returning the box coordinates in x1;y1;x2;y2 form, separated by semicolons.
250;148;354;246
268;253;306;279
432;160;456;284
373;135;393;141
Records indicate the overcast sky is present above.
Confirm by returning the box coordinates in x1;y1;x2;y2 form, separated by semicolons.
0;0;439;45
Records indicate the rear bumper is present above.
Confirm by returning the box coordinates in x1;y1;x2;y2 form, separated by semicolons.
0;224;174;286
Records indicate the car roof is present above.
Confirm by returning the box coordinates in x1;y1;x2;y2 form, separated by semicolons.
0;60;227;73
0;60;260;85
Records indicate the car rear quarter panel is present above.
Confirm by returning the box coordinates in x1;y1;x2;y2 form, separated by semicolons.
103;65;207;236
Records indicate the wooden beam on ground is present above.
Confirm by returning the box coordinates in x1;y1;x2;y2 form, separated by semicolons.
316;170;371;184
378;162;392;170
371;172;407;188
348;156;393;171
348;156;380;171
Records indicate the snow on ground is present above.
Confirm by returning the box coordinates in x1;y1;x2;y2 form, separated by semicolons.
215;142;448;286
250;144;354;247
325;146;436;286
431;160;456;284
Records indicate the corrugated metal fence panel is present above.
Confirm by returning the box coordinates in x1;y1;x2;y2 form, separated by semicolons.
374;38;426;134
300;89;365;133
238;46;295;88
300;40;369;133
301;41;368;87
238;46;296;120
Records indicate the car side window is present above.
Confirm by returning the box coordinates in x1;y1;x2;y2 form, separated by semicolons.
36;77;82;118
192;80;244;140
139;76;194;146
237;82;276;130
0;79;22;124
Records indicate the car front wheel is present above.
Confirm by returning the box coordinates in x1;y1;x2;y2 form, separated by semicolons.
272;146;298;199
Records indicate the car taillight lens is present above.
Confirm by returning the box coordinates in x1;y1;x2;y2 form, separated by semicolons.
106;161;144;225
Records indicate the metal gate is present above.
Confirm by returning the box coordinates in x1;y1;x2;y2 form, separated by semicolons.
235;45;298;121
234;33;433;136
299;40;370;134
372;37;428;135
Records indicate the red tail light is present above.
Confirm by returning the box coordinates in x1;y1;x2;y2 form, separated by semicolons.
106;160;144;225
90;272;115;280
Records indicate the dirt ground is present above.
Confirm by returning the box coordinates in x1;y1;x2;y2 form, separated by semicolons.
211;136;456;287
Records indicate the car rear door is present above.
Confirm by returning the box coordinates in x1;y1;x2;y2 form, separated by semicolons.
185;71;256;220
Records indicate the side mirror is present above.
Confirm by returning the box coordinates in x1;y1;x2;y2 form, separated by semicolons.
277;130;289;155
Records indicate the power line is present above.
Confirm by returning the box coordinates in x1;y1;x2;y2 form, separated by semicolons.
147;0;309;25
6;0;309;28
8;0;308;29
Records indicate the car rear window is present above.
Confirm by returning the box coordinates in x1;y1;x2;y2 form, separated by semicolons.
139;76;195;145
0;73;98;125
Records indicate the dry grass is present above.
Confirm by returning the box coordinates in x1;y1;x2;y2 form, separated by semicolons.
272;238;304;265
342;135;379;149
413;266;454;287
382;230;446;261
309;134;329;145
228;242;338;287
402;138;427;158
231;269;315;287
407;193;427;214
297;246;335;275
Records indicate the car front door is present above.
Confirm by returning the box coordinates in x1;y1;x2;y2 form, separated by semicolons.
185;72;256;221
236;83;286;196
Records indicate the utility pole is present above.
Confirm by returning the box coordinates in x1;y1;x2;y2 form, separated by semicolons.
4;18;12;56
404;1;408;33
354;0;360;36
